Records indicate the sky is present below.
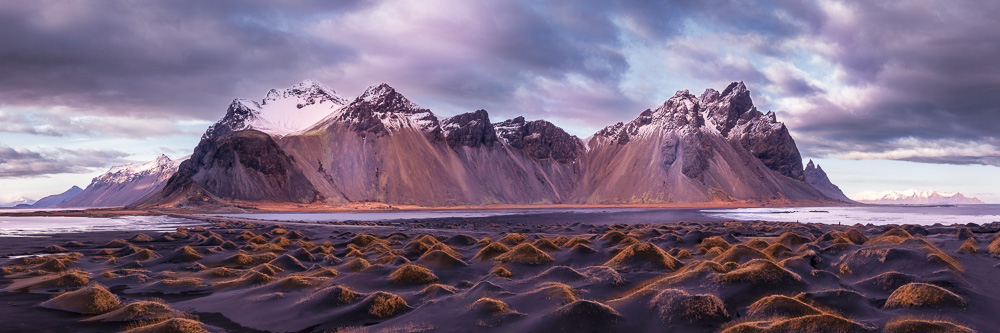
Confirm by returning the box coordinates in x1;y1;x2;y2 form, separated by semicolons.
1;0;999;203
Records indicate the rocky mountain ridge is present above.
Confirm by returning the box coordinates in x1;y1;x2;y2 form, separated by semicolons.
803;160;853;202
136;79;843;208
62;155;188;208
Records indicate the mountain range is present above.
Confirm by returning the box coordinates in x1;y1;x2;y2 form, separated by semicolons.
140;80;850;208
57;155;187;208
31;80;854;209
849;190;984;205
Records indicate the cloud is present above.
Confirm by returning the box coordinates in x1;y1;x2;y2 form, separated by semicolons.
0;145;131;178
0;109;200;137
1;0;999;169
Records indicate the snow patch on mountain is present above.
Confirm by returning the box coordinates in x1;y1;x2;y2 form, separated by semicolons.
204;80;347;139
850;190;984;205
0;196;35;207
62;155;190;208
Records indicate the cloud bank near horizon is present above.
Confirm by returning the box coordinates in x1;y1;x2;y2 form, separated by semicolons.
2;0;1000;181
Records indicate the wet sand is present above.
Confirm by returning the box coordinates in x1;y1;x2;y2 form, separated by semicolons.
2;213;999;332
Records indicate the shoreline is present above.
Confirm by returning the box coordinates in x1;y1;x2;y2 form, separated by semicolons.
0;200;860;218
2;213;998;332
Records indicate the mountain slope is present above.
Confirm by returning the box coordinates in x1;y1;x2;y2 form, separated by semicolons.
0;197;35;208
803;160;853;202
203;80;347;139
580;84;824;203
850;190;984;205
31;186;83;207
278;85;581;205
63;155;186;208
142;80;840;208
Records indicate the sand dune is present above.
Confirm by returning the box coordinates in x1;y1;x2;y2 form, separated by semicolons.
3;216;1000;332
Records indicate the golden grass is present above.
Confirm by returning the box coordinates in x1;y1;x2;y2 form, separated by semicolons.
722;314;872;333
276;275;317;289
316;285;360;306
957;239;978;254
534;238;561;252
599;230;630;244
570;243;597;254
29;269;92;290
883;316;974;333
746;295;822;318
130;233;155;242
367;292;409;318
498;233;527;246
491;266;513;278
714;259;802;286
884;283;966;309
715;245;774;264
605;242;681;271
699;236;732;252
742;239;771;250
420;283;457;297
562;237;592;248
495;243;555;265
212;270;273;289
123;318;209;333
772;232;811;246
227;252;278;266
388;264;438;285
42;283;122;315
914;238;963;272
988;235;1000;257
650;289;728;325
202;267;238;278
162;277;204;288
104;239;132;248
309;267;341;278
472;297;510;313
534;282;580;304
868;228;912;244
87;300;181;322
344;258;372;272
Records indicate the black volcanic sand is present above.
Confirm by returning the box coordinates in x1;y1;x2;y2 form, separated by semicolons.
2;215;1000;332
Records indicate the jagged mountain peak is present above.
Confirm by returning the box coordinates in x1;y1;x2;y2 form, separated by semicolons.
442;109;498;148
354;83;421;110
264;79;347;106
204;80;348;139
321;83;440;135
720;80;749;97
494;116;582;162
803;159;852;202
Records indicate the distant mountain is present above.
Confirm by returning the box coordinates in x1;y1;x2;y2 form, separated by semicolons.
803;160;853;202
141;80;840;208
31;186;83;207
62;155;187;208
0;196;35;208
850;190;984;205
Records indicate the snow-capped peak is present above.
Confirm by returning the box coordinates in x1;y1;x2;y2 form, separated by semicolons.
356;83;422;110
97;155;188;185
313;83;440;134
204;80;348;139
849;189;984;205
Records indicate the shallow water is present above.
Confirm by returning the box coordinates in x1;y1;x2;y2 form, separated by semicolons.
0;215;204;237
209;208;651;222
704;204;1000;225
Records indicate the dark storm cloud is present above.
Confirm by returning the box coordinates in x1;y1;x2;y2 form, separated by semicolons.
784;0;1000;166
0;145;130;178
1;0;999;167
0;0;365;118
